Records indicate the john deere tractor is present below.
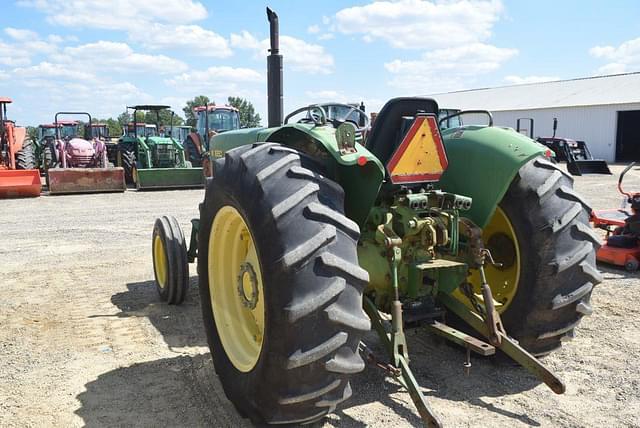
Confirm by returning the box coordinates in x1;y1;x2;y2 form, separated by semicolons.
117;105;203;190
183;104;240;169
150;9;600;426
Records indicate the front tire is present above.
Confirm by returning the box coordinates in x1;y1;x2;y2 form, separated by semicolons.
16;139;36;170
152;216;189;305
198;143;369;425
117;142;136;184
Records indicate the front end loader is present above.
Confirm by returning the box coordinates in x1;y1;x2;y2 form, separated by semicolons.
0;97;41;198
117;105;203;190
149;9;600;426
44;112;125;194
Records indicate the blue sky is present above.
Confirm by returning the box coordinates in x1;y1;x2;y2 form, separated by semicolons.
1;0;639;126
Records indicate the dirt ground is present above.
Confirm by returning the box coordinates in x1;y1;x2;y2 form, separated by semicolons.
1;164;639;428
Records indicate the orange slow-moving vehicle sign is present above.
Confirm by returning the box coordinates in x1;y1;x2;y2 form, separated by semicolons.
387;114;448;184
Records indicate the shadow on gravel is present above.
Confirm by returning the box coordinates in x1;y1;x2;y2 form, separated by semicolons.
74;353;251;428
597;263;640;280
100;279;543;427
108;278;207;349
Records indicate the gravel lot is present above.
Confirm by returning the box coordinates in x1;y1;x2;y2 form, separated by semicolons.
1;164;639;427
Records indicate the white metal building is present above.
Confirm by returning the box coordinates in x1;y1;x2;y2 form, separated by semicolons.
428;72;640;162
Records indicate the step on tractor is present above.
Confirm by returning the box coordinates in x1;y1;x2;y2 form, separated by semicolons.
591;162;640;271
117;105;203;190
150;9;601;426
183;104;240;171
517;117;612;176
43;112;125;194
0;97;41;198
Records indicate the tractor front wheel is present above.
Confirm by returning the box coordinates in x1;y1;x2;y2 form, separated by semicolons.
198;143;369;425
117;142;136;184
152;216;189;305
481;157;602;355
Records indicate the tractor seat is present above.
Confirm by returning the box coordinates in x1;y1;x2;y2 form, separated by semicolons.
365;97;439;167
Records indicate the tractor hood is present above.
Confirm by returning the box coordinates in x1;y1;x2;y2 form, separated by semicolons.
66;138;95;156
146;136;175;145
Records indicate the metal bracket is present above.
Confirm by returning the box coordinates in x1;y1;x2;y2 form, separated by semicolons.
438;292;566;394
363;297;442;428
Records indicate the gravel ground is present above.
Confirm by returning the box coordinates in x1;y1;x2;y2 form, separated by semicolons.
1;164;639;427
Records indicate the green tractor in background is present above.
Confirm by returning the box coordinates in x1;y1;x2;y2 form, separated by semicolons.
150;8;600;426
116;105;203;190
182;104;240;170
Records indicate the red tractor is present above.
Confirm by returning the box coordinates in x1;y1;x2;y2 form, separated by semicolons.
0;97;41;198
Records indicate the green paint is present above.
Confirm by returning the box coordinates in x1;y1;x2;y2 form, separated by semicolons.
135;167;203;189
439;126;546;228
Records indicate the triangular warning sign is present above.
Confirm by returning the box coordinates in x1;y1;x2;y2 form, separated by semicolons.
387;114;448;184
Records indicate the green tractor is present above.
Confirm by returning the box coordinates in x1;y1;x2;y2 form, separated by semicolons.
150;9;600;426
116;105;203;190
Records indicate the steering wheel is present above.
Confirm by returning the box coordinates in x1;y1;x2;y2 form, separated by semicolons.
284;105;327;126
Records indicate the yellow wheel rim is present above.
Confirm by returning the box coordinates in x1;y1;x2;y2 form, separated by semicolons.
461;206;521;313
209;206;265;372
153;235;168;289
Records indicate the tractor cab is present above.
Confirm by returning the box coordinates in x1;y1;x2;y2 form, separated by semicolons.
87;123;109;140
125;123;157;138
37;124;60;142
195;105;240;136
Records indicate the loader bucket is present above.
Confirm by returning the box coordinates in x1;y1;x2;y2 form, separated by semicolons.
566;159;612;176
135;167;204;190
0;169;41;198
47;168;126;194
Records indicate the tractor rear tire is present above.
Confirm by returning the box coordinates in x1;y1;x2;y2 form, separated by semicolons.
183;137;202;167
16;139;36;170
152;216;189;305
198;143;369;425
496;157;602;355
118;142;136;184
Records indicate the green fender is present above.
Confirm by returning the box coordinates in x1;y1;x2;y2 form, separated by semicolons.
209;124;385;227
439;125;547;228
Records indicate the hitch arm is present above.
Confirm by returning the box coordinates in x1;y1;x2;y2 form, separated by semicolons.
438;292;566;394
363;297;443;428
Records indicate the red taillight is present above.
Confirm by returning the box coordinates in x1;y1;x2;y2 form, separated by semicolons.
545;149;552;158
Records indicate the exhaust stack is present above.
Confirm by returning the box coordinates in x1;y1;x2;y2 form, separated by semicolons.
266;7;283;127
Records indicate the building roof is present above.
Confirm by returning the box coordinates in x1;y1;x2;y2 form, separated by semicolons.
428;72;640;112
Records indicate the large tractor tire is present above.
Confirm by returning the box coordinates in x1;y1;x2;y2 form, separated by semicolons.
15;139;36;170
198;143;369;425
152;216;189;305
183;137;202;167
117;142;136;184
478;157;601;355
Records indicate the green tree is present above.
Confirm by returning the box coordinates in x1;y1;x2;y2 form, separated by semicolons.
144;109;184;127
26;126;38;141
183;95;210;127
117;111;131;128
228;96;261;128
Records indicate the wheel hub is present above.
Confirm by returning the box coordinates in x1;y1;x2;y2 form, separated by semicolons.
237;262;259;309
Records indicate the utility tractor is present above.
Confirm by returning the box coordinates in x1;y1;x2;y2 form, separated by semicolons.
150;9;600;426
43;112;125;194
0;97;41;198
117;105;203;190
183;104;240;170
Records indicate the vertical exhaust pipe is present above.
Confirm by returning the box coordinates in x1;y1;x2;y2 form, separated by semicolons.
267;7;283;127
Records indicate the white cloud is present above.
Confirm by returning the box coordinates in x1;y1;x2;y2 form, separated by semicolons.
18;0;207;30
0;41;31;66
385;43;517;92
504;75;560;85
129;24;232;58
13;62;97;82
308;25;320;34
231;31;334;74
4;27;39;41
59;41;187;74
165;66;262;91
333;0;503;49
590;37;640;75
318;33;335;41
